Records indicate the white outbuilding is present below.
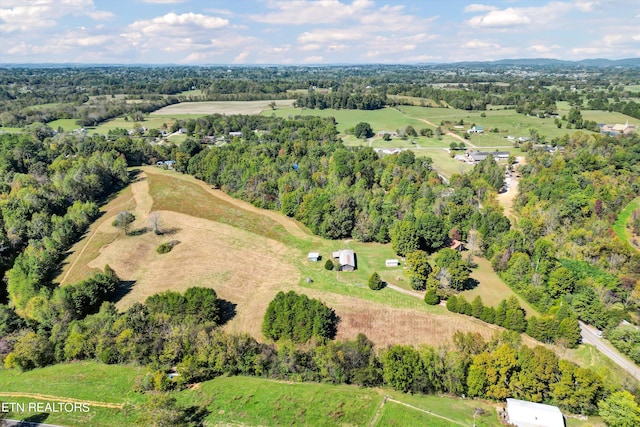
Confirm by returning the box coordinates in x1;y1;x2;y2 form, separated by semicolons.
505;398;564;427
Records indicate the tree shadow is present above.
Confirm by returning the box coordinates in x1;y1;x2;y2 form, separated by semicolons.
156;227;181;236
463;277;480;291
217;299;237;326
183;404;210;426
19;413;50;425
111;280;136;304
128;226;149;236
327;312;340;340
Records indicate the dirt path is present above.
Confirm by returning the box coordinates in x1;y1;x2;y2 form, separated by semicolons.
141;166;313;241
368;395;467;427
393;107;478;148
0;392;124;409
57;192;135;286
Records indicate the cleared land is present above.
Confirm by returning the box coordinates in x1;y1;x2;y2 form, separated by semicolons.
152;99;295;115
59;167;515;348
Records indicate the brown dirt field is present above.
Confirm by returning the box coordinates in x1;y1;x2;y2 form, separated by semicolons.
332;297;500;348
56;186;136;286
151;100;296;116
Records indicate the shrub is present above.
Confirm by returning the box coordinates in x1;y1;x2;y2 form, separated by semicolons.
424;289;440;305
156;242;172;254
324;259;334;270
368;272;384;290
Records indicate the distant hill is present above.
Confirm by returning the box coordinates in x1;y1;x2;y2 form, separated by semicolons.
444;58;640;68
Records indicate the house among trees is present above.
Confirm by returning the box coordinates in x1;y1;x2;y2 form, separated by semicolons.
504;399;564;427
307;252;321;262
467;151;510;163
377;130;398;138
332;249;356;271
449;240;465;251
599;121;635;136
229;131;243;137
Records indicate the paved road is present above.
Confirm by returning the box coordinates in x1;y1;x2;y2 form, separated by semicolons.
579;321;640;381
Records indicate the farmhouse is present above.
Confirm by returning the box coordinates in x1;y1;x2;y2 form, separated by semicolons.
467;125;484;133
307;252;320;262
377;130;398;138
467;151;510;163
332;249;356;271
600;121;635;136
504;398;564;427
385;259;400;267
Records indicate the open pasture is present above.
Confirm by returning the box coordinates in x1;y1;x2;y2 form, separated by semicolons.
152;99;295;116
398;105;570;145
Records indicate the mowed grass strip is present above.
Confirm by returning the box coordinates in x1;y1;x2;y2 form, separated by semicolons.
146;171;289;243
0;361;145;404
0;397;137;427
612;196;640;251
176;375;380;427
460;256;540;317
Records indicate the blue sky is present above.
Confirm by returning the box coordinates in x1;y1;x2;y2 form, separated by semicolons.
1;0;639;64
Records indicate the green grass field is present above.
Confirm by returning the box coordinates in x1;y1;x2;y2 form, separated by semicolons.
460;256;540;317
398;105;571;146
263;106;430;134
48;118;81;132
0;361;608;427
90;116;174;134
612;197;640;251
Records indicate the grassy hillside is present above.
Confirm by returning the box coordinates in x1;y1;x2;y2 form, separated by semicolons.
612;197;640;252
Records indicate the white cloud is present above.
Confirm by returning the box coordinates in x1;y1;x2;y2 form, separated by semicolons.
461;39;500;49
528;44;562;54
0;0;112;33
464;4;498;13
299;43;321;51
233;51;250;63
467;8;531;28
304;55;324;63
466;1;597;29
251;0;374;25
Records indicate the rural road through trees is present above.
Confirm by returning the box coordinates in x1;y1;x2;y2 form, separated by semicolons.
579;321;640;381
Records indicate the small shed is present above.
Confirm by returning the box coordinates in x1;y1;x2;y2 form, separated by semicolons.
386;259;400;267
450;240;465;251
333;249;356;271
308;252;320;262
505;398;564;427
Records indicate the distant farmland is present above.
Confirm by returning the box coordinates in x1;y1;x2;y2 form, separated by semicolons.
151;99;296;115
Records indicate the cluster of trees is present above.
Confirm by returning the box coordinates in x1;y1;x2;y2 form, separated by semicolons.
262;291;337;343
446;295;527;333
607;325;640;365
293;90;386;110
145;287;220;326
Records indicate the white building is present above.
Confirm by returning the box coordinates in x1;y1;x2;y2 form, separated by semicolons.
505;398;564;427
